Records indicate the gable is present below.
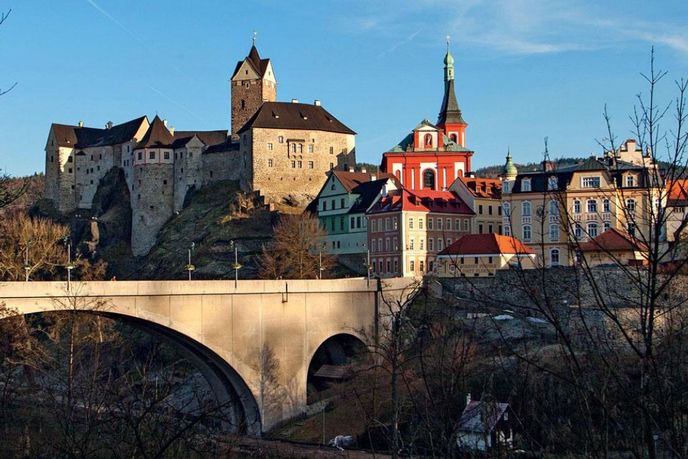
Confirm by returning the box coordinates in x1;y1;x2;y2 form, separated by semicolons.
232;60;260;82
319;174;348;198
263;61;276;84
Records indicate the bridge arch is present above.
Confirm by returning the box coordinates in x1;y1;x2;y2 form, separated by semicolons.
307;332;368;398
18;310;262;435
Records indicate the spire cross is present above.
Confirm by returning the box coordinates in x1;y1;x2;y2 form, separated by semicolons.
252;31;257;46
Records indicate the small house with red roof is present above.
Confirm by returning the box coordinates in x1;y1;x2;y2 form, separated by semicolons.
666;179;688;242
577;228;648;267
367;188;473;277
435;233;535;277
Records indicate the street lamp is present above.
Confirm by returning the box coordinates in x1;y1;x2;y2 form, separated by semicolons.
230;240;242;288
185;242;195;281
23;242;31;282
64;238;74;291
363;249;372;287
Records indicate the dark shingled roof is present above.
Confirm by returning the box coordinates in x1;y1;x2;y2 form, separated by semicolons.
237;102;355;135
458;401;510;434
137;116;174;149
51;116;147;148
349;178;394;214
172;130;228;148
231;45;271;79
437;79;466;126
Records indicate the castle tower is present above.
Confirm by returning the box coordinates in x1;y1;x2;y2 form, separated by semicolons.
230;40;277;140
436;38;468;147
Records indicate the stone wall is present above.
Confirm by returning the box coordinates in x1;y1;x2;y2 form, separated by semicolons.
231;79;276;138
131;163;175;256
246;127;356;200
202;150;242;186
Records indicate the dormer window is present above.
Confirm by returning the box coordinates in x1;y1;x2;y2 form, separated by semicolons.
424;133;433;148
521;178;531;192
626;175;635;187
450;133;458;143
548;176;558;190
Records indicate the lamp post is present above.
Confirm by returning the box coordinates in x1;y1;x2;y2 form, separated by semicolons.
66;241;74;291
23;243;30;282
185;242;195;281
230;240;242;288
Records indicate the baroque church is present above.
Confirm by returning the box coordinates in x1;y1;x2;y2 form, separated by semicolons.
44;43;357;256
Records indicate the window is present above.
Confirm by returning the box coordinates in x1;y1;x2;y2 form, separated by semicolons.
603;199;610;213
291;144;297;153
447;238;452;246
385;217;390;230
291;160;296;168
626;198;636;214
446;218;451;230
393;237;398;250
455;218;460;230
503;181;511;193
371;219;377;232
409;238;414;250
329;146;334;154
522;201;531;216
138;151;143;160
386;260;391;272
410;260;415;272
409;218;414;229
463;219;469;231
350;217;355;229
394;259;399;273
550;249;560;266
575;224;583;240
419;239;424;250
378;238;383;251
628;223;636;236
329;162;334;170
268;159;273;167
149;151;155;160
428;238;434;251
548;176;558;190
504;225;511;236
437;238;443;251
522;225;532;242
587;222;598;238
587;199;597;213
419;218;424;230
356;216;361;228
423;169;436;190
385;238;390;251
322;201;327;211
549;224;559;242
438;218;443;230
549;200;559;217
267;143;273;150
604;221;611;232
582;176;601;188
424;133;433;147
371;239;377;252
573;200;581;214
488;206;493;215
479;205;483;215
626;175;635;187
503;202;511;217
164;151;170;160
393;218;398;230
308;144;314;153
341;198;346;209
478;223;484;233
278;136;284;143
521;178;531;192
427;218;433;230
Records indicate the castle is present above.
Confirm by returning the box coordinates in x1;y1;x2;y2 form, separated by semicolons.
44;44;357;256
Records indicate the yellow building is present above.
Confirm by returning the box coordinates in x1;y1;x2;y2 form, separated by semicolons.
501;140;662;267
578;228;648;267
435;234;536;277
450;176;503;234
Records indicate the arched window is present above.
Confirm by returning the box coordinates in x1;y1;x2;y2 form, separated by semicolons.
522;225;532;242
587;199;597;213
291;143;297;153
424;133;433;147
423;169;436;190
298;144;303;153
449;133;458;143
573;200;581;214
550;249;560;266
587;222;598;238
522;201;531;217
626;198;636;215
548;200;559;217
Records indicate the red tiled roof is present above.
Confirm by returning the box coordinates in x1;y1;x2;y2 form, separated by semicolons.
173;130;228;147
438;234;534;256
333;170;393;193
137;115;174;149
667;179;688;205
368;188;473;215
578;228;647;252
459;177;502;199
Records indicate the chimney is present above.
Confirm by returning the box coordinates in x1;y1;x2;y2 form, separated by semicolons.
349;167;355;173
361;167;367;174
371;174;377;181
162;119;168;127
78;121;84;128
314;99;321;106
291;98;299;104
105;121;113;130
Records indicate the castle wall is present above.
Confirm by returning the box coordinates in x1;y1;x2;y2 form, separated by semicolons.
201;150;242;186
131;154;175;256
75;146;116;209
245;128;356;199
173;140;204;212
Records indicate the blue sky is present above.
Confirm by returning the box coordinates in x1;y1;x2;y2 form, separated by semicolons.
1;0;687;176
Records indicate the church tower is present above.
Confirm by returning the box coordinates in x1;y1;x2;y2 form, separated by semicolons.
230;39;277;139
436;39;468;147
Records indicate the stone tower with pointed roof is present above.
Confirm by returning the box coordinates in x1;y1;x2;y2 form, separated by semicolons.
230;43;277;139
436;43;468;148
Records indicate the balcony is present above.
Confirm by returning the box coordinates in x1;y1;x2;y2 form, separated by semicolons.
522;216;531;224
585;213;598;221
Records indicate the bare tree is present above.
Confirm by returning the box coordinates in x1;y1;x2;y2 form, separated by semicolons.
0;8;17;98
257;213;332;279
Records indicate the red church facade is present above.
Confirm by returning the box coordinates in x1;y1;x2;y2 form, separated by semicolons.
380;46;473;192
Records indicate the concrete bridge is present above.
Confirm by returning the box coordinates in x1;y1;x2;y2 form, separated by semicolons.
0;277;415;434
